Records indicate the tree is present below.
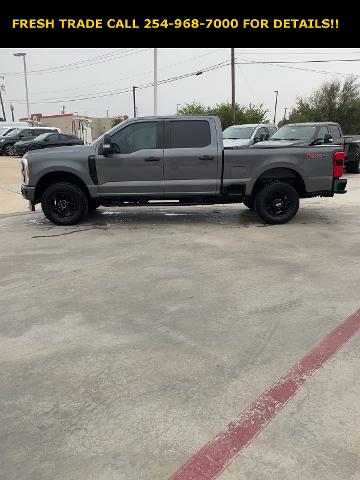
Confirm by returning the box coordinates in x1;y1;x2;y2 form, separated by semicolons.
178;101;268;129
208;102;267;129
288;77;360;134
111;115;125;128
177;101;208;115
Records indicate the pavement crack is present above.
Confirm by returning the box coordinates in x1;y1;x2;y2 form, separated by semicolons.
30;227;106;238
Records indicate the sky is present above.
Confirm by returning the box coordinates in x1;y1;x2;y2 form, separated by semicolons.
1;48;360;123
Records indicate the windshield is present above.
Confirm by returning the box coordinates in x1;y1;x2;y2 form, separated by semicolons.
0;127;11;136
6;128;21;137
223;126;256;140
34;133;52;141
271;125;317;141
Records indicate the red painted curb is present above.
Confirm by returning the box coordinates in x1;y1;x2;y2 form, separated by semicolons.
169;307;360;480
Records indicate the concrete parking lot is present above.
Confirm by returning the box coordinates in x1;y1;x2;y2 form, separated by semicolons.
1;155;360;479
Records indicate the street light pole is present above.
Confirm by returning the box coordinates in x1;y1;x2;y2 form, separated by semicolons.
13;53;30;121
231;48;236;125
154;48;158;116
273;90;279;125
176;103;181;114
10;104;14;122
133;86;138;118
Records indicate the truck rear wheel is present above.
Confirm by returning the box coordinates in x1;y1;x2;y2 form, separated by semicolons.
242;197;255;210
41;182;88;225
254;182;299;225
346;159;359;173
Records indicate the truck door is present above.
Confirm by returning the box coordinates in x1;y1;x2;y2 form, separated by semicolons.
95;120;164;197
163;119;220;196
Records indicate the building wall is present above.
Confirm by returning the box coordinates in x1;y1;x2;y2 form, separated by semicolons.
21;113;129;143
40;115;74;133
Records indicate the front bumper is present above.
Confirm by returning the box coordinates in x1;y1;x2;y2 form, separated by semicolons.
333;178;347;194
21;184;36;203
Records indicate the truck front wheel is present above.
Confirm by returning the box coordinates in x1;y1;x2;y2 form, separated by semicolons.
41;182;88;225
254;182;299;225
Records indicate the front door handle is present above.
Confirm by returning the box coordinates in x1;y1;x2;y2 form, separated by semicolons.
199;155;214;160
145;156;161;161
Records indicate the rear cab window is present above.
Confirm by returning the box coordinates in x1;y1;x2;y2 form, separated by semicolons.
167;120;211;148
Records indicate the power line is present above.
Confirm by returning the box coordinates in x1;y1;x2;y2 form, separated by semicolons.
0;49;151;76
4;60;231;105
30;49;226;96
235;56;359;77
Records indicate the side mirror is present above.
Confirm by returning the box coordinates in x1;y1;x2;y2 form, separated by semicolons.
253;136;261;143
324;133;333;144
102;134;113;156
259;133;267;141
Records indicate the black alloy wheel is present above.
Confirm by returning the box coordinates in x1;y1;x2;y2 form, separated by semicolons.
255;182;299;225
41;182;88;225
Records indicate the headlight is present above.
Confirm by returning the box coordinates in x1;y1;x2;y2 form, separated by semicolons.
0;139;5;143
21;158;30;184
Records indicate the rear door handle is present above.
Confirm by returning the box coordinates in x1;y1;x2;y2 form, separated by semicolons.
199;155;214;160
145;156;161;162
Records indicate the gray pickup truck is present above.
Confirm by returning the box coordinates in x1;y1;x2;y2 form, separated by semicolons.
21;115;347;226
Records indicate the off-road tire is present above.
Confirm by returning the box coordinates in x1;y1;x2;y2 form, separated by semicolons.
254;182;299;225
41;182;88;225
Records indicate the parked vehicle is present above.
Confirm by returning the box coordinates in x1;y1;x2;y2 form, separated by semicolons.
259;122;360;173
223;123;277;148
0;126;18;137
0;121;32;137
0;127;60;156
14;132;83;156
21;115;347;226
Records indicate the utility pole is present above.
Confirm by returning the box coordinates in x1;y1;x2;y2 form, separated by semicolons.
106;110;109;118
133;86;137;118
283;107;288;121
231;48;236;125
273;90;279;125
13;53;30;121
10;103;14;122
154;48;158;116
0;77;6;121
176;103;181;114
61;105;65;115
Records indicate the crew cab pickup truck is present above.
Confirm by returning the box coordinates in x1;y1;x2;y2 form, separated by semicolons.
259;122;360;173
20;115;347;226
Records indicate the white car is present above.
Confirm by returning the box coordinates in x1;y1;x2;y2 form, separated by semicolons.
0;121;31;137
223;123;277;148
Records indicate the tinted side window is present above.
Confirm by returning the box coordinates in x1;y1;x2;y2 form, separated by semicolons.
111;122;157;154
169;121;211;148
32;129;45;137
47;134;59;142
58;134;70;141
329;125;341;139
21;129;32;137
256;127;267;138
317;126;329;140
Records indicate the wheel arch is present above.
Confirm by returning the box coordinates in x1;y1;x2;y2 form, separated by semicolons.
34;171;90;204
251;167;306;196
